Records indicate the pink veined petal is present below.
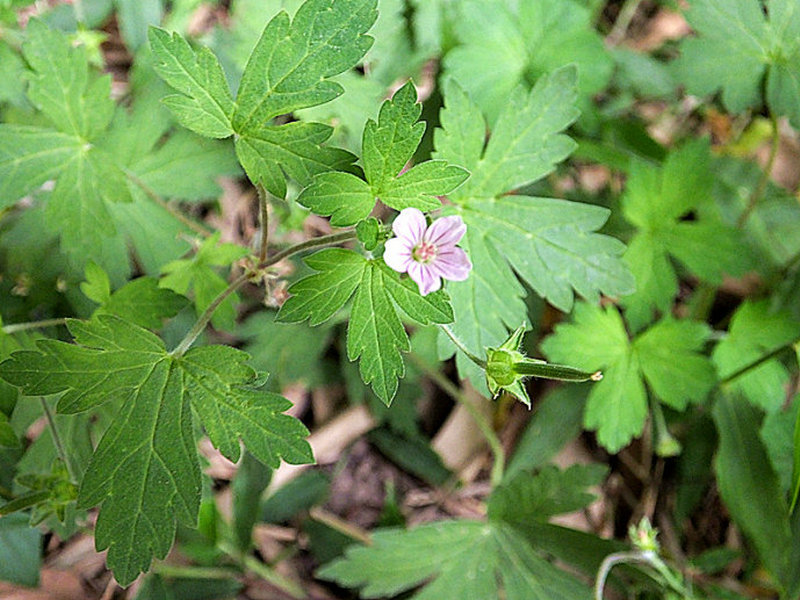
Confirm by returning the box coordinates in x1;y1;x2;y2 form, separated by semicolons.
392;208;427;246
423;215;466;248
383;238;413;273
408;262;442;296
430;247;472;281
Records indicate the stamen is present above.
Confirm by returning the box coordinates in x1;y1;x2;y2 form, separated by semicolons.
412;241;437;263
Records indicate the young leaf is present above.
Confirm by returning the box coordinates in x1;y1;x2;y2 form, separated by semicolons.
621;139;750;330
433;71;634;389
0;315;311;585
320;520;589;599
443;0;613;125
674;0;800;127
541;303;716;453
298;81;468;225
160;234;250;331
713;300;800;413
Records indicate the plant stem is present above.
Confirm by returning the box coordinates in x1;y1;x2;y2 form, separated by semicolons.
606;0;643;46
440;324;487;368
126;171;213;237
737;112;780;228
719;333;800;385
257;184;270;263
217;541;305;599
408;353;505;487
171;230;358;356
40;398;78;485
3;318;69;334
153;564;240;580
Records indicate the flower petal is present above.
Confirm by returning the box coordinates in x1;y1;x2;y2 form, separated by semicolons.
431;247;472;281
383;238;413;273
423;215;466;248
392;208;427;246
408;262;442;295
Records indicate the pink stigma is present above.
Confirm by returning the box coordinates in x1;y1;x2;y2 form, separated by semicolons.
412;241;437;263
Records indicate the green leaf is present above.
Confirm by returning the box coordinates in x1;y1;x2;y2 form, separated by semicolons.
298;81;468;225
0;126;82;208
180;345;312;466
760;397;799;495
115;0;162;51
713;300;800;413
621;139;749;330
319;520;590;599
231;0;377;196
432;70;633;389
81;261;112;304
232;0;377;132
232;451;272;551
96;277;188;329
23;19;114;139
235;121;357;199
160;234;250;331
489;464;607;524
277;248;366;326
148;27;235;138
278;251;452;403
674;0;800;127
0;316;311;585
347;261;409;404
443;0;612;125
713;393;792;587
0;513;41;587
542;303;715;453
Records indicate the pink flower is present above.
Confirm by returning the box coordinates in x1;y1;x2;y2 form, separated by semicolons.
383;208;472;295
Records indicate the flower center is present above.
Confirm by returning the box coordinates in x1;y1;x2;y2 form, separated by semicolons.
412;241;437;263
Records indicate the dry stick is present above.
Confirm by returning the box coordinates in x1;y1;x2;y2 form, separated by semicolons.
171;230;358;356
407;352;505;488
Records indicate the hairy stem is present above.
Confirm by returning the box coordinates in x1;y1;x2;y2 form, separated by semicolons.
171;230;358;356
440;324;487;368
257;184;270;263
40;398;78;485
2;318;69;334
408;353;505;487
606;0;643;46
737;112;780;228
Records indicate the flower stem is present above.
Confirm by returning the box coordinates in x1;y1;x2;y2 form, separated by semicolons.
40;398;78;485
737;112;780;228
2;318;69;334
408;353;504;487
439;324;487;368
257;184;270;263
171;230;358;356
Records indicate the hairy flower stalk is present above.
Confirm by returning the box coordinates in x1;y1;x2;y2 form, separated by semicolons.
383;208;472;295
